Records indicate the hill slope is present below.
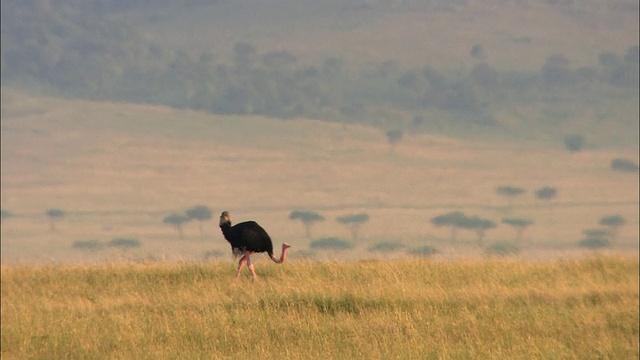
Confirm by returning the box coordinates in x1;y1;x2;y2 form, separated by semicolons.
140;0;639;70
1;90;638;263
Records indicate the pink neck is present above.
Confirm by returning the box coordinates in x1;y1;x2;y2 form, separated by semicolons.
272;243;291;263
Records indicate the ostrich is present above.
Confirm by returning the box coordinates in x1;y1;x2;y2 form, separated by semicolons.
219;211;291;279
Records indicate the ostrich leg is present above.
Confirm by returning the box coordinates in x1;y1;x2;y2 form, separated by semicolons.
246;254;258;280
236;255;247;278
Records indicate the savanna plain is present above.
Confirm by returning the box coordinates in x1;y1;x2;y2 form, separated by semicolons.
1;257;638;359
1;89;639;359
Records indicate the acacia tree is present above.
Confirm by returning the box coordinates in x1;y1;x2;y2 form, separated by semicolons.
535;186;558;217
163;214;191;239
431;211;467;241
599;214;626;244
186;205;212;238
610;158;639;173
289;210;325;239
535;186;557;203
496;185;525;212
563;134;585;152
501;217;534;242
45;208;65;231
386;129;404;151
336;213;370;240
459;215;496;247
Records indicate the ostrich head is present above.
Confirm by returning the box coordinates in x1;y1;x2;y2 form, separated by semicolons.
219;211;231;227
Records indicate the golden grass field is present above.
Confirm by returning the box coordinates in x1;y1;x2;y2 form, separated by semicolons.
1;257;638;359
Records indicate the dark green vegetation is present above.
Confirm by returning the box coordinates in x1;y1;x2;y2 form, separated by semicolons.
186;205;213;237
336;213;370;240
610;158;639;172
72;239;104;251
502;217;534;241
564;134;586;152
578;215;629;249
1;210;13;219
310;237;353;250
289;210;325;239
431;211;498;245
108;238;142;250
368;241;405;253
44;208;65;232
485;241;521;256
72;238;142;251
163;214;191;239
1;0;638;145
535;186;558;201
579;237;611;249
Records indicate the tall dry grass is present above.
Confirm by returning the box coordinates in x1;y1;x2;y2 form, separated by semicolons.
2;257;638;359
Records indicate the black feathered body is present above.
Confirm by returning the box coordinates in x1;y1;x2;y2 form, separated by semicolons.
220;220;274;258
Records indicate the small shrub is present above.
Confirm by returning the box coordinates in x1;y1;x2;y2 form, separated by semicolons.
203;250;224;260
45;208;65;231
582;229;611;238
563;134;585;152
386;129;403;146
368;241;405;253
291;249;317;260
310;237;352;250
72;240;104;251
610;158;639;172
535;186;557;200
470;43;484;58
1;209;13;219
485;242;520;256
578;237;610;249
496;185;525;197
407;245;438;257
599;214;626;228
46;208;65;218
108;238;142;250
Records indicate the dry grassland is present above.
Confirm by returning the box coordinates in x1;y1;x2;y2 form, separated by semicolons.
1;257;638;359
1;90;638;264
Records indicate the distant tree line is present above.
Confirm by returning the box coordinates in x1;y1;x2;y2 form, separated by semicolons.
2;1;638;135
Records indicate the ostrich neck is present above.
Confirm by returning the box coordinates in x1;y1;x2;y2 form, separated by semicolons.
219;223;233;242
273;244;290;263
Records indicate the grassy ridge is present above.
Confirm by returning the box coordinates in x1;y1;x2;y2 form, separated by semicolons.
2;257;638;359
